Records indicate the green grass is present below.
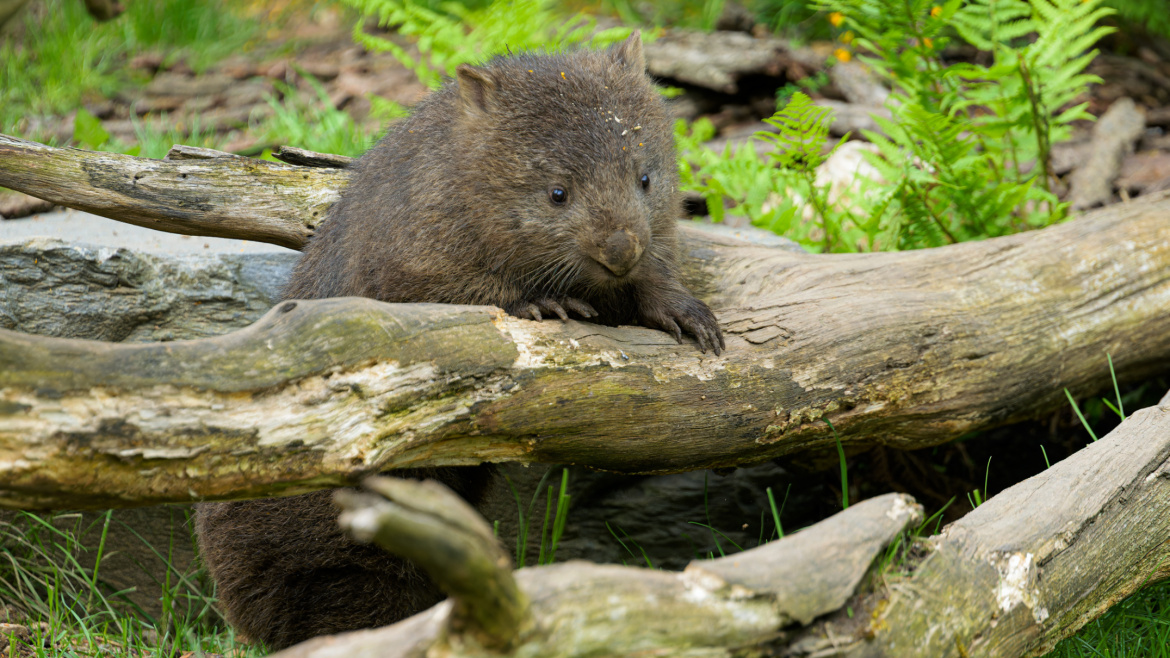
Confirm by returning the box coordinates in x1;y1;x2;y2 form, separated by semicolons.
255;77;379;158
1046;579;1170;657
0;0;258;140
0;510;261;657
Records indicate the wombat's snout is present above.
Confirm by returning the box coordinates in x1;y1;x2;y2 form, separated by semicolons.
595;228;645;277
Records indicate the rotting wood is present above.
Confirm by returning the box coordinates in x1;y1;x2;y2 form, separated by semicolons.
0;136;1168;509
274;490;922;658
269;398;1170;658
820;393;1170;657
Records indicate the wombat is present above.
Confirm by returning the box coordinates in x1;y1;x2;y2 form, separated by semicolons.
196;32;723;650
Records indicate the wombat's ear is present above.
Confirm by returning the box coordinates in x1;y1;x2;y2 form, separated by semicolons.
609;30;645;73
456;64;498;115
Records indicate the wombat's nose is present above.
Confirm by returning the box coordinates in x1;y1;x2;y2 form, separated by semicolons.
596;229;644;277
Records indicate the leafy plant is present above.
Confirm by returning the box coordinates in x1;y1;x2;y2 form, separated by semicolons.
256;76;376;157
343;0;633;88
680;0;1116;252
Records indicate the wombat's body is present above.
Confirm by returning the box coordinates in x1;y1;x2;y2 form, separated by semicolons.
196;34;722;651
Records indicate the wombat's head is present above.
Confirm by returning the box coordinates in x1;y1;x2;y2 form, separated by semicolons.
451;32;681;294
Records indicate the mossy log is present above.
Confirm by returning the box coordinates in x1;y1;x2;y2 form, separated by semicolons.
273;396;1170;657
1;134;1169;508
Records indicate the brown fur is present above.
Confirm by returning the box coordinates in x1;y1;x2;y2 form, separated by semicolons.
195;35;723;652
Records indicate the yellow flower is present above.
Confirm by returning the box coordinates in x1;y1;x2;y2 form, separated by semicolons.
834;48;852;63
930;5;941;16
923;37;934;49
841;30;854;44
829;11;845;27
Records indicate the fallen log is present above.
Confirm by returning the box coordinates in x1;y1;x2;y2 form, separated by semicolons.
273;392;1170;658
0;134;343;250
814;393;1170;657
1;135;1169;508
273;482;923;658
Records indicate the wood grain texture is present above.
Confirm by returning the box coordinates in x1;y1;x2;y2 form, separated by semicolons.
0;191;1168;508
273;492;921;658
0;135;1168;509
270;402;1170;658
0;133;344;249
827;396;1170;657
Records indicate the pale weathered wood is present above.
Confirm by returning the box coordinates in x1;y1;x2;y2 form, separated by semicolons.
0;239;295;342
0;190;1169;507
271;401;1170;657
0;133;343;249
337;477;530;650
809;395;1170;657
273;492;922;658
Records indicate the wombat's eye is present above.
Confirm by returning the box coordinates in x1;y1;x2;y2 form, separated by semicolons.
549;187;568;205
640;174;650;191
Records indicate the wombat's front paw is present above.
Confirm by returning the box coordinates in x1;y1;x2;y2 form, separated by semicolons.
640;294;725;355
511;297;598;322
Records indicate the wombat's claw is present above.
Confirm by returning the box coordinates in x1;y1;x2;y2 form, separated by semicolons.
519;297;598;322
642;297;725;356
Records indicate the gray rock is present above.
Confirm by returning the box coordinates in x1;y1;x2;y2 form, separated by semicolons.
0;239;296;342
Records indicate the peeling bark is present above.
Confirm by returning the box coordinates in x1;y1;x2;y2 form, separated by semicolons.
811;395;1170;657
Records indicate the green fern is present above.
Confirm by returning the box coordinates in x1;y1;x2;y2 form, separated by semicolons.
757;92;839;173
758;92;852;250
1103;0;1170;39
681;0;1113;252
343;0;632;88
677;118;800;228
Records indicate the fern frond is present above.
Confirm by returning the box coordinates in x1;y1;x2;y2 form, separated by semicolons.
757;92;836;173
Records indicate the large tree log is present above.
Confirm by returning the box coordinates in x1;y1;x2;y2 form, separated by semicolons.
1;135;1169;508
266;394;1170;658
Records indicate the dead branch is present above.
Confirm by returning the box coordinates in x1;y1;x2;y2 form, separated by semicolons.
274;491;922;658
336;477;529;650
0;133;343;249
820;393;1170;657
269;397;1170;657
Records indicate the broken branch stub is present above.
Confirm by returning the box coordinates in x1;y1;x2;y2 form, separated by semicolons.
336;477;529;650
